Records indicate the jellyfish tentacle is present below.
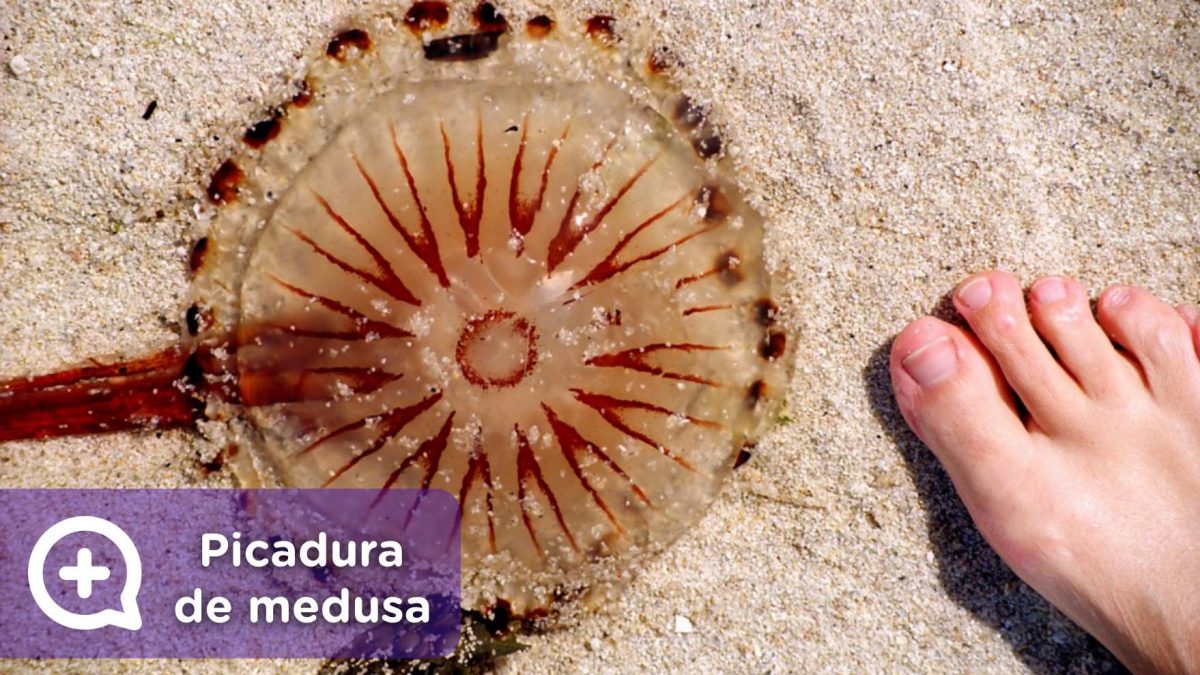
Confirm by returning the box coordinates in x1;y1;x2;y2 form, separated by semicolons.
0;346;198;441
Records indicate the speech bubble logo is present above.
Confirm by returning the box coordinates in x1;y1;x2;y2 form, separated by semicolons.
27;515;143;631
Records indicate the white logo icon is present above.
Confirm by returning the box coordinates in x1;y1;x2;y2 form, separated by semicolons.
27;516;143;631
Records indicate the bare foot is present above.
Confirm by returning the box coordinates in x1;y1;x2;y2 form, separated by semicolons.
889;271;1200;673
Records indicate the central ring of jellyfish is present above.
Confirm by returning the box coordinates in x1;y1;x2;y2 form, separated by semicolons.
227;80;781;613
456;310;538;388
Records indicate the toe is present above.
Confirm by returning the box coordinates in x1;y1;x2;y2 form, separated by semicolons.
953;271;1085;429
1028;275;1141;399
1097;286;1200;398
1179;304;1200;360
890;316;1033;514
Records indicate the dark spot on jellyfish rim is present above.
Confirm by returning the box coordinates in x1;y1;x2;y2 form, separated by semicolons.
206;161;243;205
733;444;754;469
674;96;708;130
648;46;678;74
754;298;779;327
185;304;202;336
697;184;731;222
585;15;617;43
716;251;743;285
472;2;508;33
694;134;723;159
481;599;515;633
291;79;314;108
403;1;450;34
141;100;158;120
526;15;554;38
243;111;283;149
182;351;206;390
197;443;236;476
747;380;767;406
760;331;787;360
325;29;371;60
424;32;502;61
188;237;209;274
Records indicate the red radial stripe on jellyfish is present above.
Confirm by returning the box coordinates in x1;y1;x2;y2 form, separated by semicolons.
306;190;420;305
304;392;442;460
352;137;449;287
542;402;650;515
267;276;413;340
585;342;727;386
515;425;578;560
683;304;733;316
378;412;455;493
440;117;486;258
570;192;701;290
675;251;742;290
569;389;710;471
546;150;661;273
543;138;618;272
454;430;497;555
509;117;570;250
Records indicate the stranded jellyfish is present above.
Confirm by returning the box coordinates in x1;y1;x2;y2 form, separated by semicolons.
0;3;790;616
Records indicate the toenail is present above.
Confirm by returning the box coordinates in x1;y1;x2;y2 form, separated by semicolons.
1032;277;1067;304
1179;304;1200;323
957;277;993;310
901;335;957;386
1105;286;1131;308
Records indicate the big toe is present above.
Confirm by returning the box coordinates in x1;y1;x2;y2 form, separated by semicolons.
890;316;1033;515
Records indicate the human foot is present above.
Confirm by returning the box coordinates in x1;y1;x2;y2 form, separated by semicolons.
889;271;1200;673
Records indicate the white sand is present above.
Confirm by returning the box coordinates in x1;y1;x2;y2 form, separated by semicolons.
2;0;1197;672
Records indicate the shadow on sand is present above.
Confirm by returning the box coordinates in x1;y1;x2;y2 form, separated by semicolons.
861;296;1124;674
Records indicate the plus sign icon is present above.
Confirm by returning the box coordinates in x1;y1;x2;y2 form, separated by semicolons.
27;515;143;631
1;490;461;658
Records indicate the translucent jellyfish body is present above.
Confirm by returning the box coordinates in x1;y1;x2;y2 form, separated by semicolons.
0;4;791;616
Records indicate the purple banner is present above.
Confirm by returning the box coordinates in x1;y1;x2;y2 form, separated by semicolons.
0;489;461;658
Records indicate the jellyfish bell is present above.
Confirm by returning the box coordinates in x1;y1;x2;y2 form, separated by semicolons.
0;4;791;618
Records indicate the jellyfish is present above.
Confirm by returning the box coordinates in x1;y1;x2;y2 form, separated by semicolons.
0;3;791;617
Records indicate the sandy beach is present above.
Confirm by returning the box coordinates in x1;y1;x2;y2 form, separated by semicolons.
2;0;1197;672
